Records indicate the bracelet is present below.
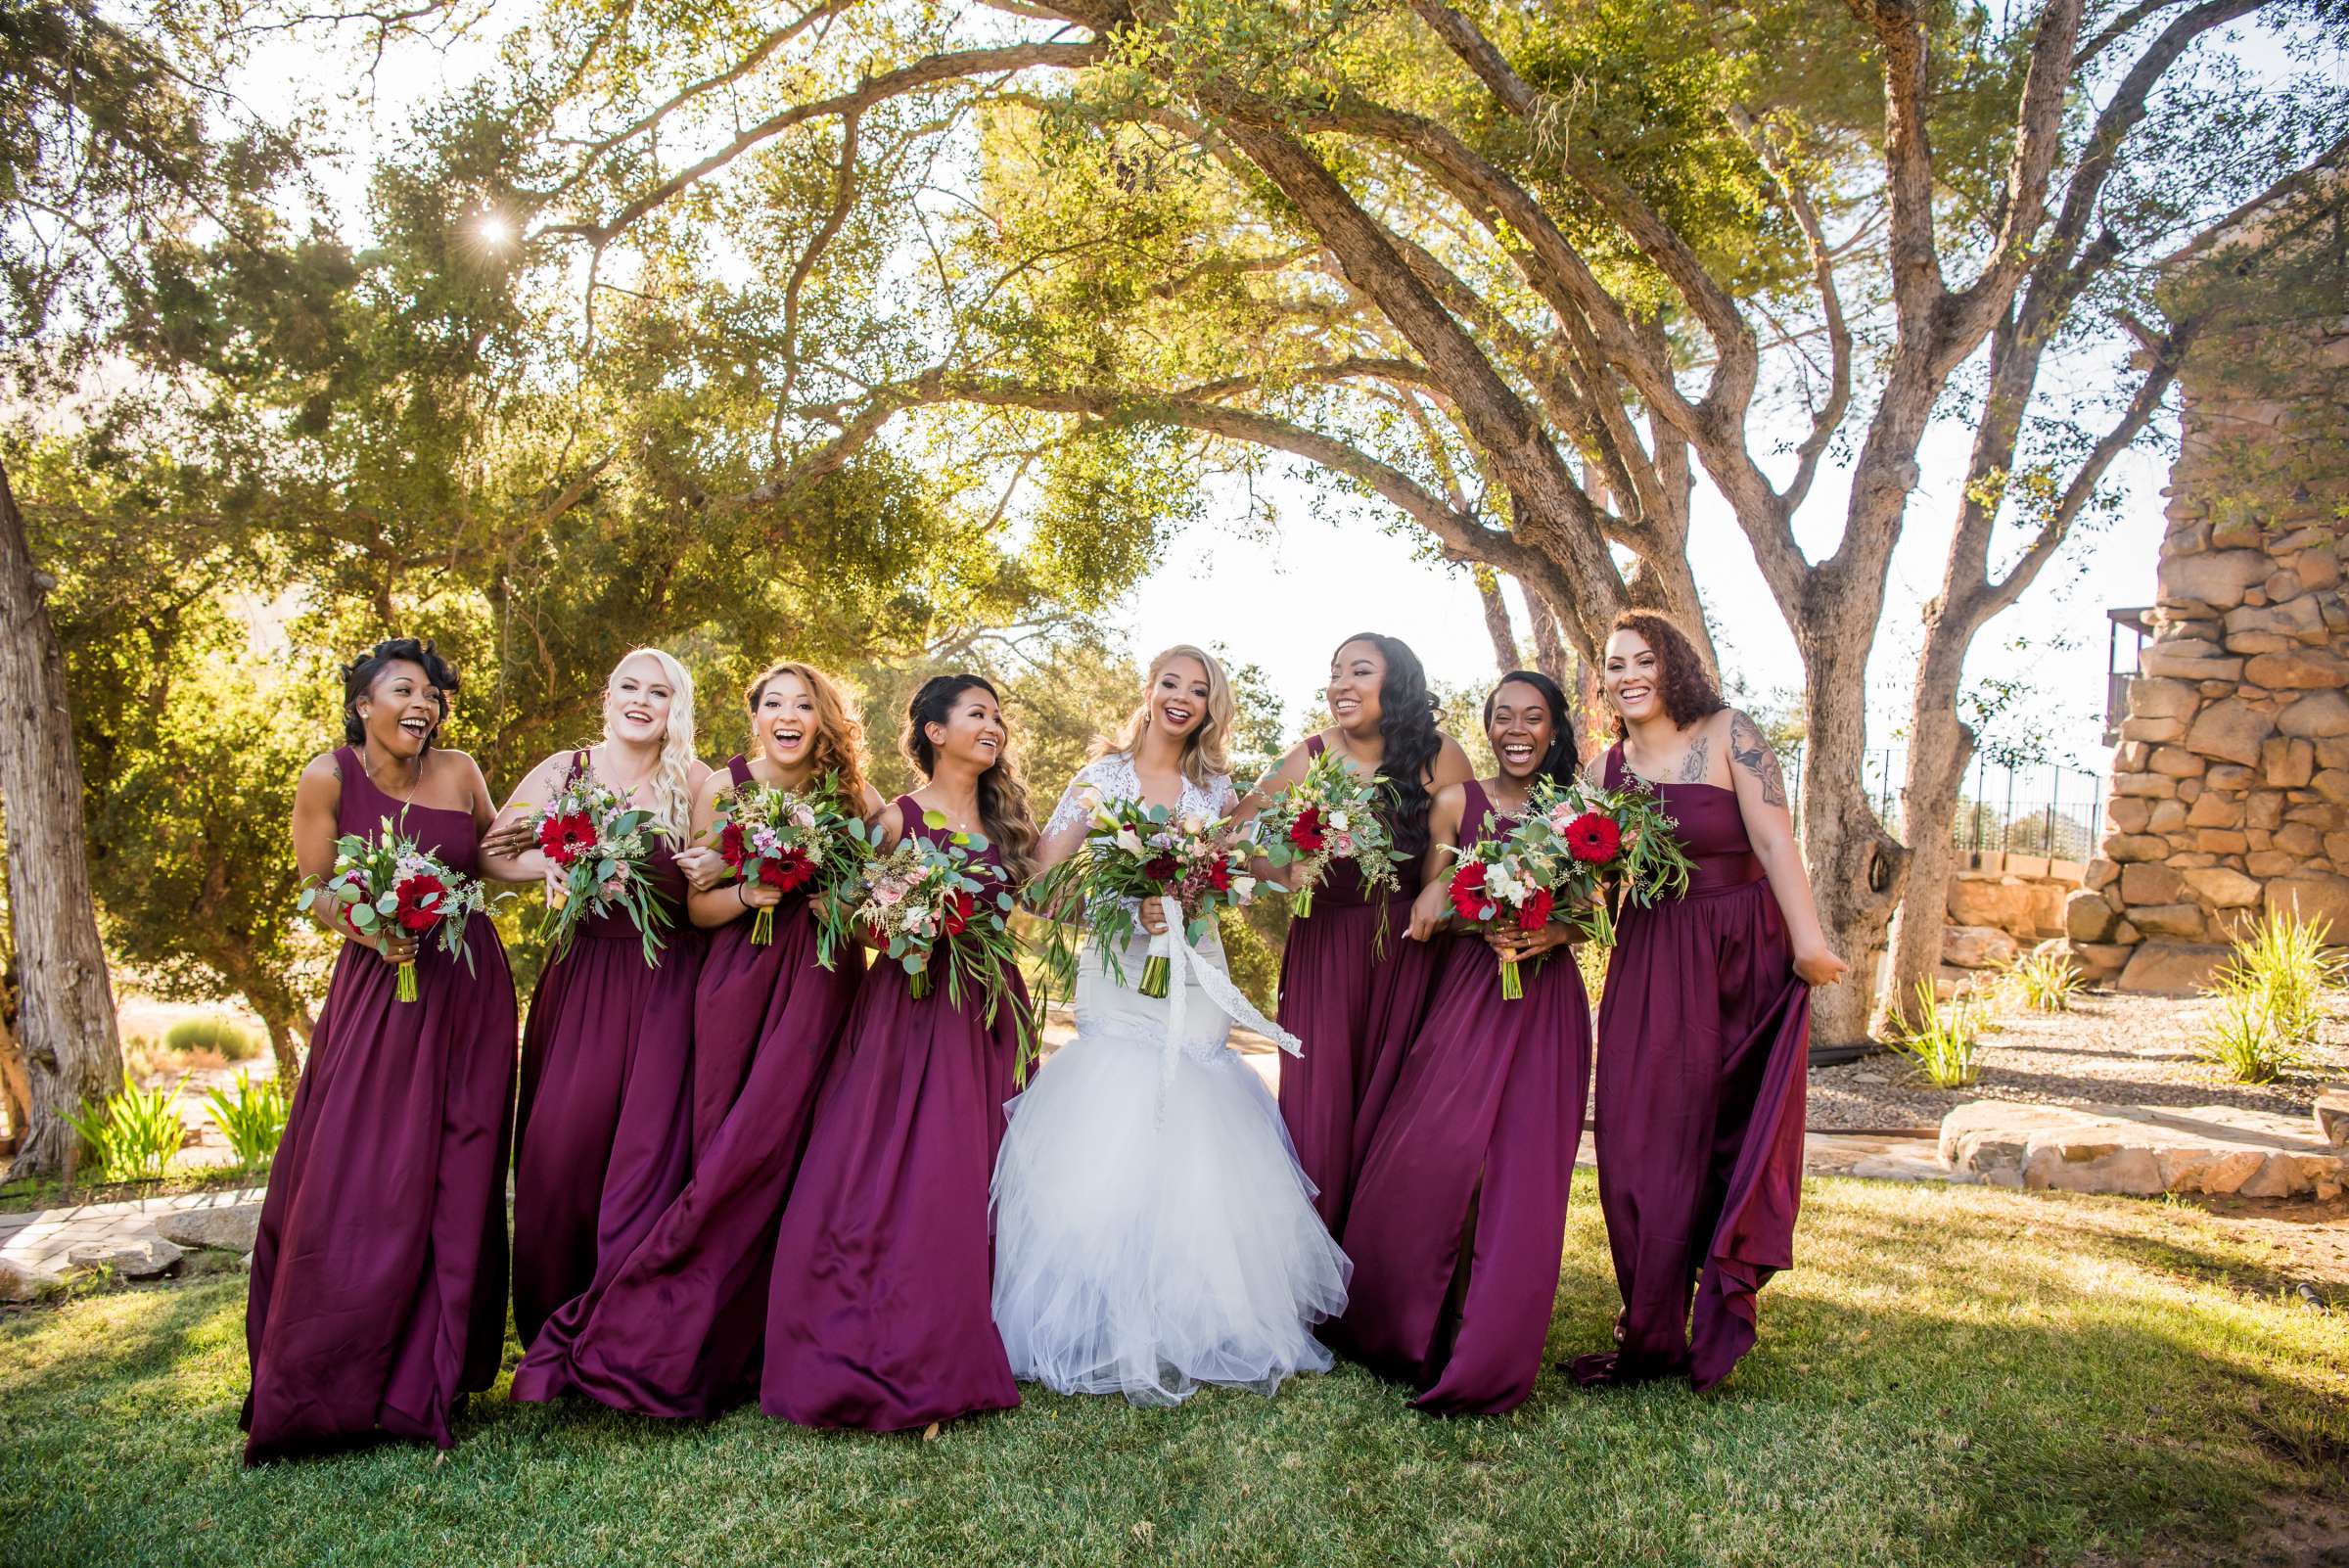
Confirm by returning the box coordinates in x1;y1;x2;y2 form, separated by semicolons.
737;882;749;907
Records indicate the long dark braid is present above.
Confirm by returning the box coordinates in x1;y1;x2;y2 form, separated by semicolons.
1338;631;1443;858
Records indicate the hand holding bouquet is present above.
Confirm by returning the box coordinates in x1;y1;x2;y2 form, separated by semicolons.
1256;747;1407;920
1028;793;1262;1000
299;819;496;1001
529;776;673;967
709;773;866;961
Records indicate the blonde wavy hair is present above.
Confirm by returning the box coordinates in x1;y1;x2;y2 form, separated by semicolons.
746;660;871;805
601;647;698;839
1101;644;1234;788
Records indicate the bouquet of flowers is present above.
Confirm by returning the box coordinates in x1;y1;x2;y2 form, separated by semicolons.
1255;746;1408;920
708;773;866;962
852;811;1025;1020
1542;774;1696;945
1028;793;1263;1000
1443;798;1577;1002
529;775;673;967
299;820;496;1001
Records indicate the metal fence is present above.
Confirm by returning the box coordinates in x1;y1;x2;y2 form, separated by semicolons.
1780;744;2106;863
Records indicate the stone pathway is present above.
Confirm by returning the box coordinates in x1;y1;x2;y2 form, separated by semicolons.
0;1186;263;1296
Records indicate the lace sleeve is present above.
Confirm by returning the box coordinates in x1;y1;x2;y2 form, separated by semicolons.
1038;758;1124;871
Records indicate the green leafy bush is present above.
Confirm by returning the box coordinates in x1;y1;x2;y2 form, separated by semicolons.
64;1084;187;1184
2198;908;2343;1083
203;1073;290;1172
1890;980;1986;1089
2002;946;2083;1013
163;1015;260;1061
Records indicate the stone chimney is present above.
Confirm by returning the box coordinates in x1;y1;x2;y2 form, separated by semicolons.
2069;163;2349;994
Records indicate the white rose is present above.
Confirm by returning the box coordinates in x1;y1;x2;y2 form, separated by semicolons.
1330;810;1351;832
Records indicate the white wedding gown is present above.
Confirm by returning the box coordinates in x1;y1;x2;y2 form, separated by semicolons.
990;756;1352;1406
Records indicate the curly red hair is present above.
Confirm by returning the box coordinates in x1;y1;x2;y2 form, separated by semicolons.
1605;611;1723;737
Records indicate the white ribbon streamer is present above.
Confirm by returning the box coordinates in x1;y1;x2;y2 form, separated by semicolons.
1150;895;1302;1119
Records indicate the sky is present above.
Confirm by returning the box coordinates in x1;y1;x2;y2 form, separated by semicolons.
229;10;2249;790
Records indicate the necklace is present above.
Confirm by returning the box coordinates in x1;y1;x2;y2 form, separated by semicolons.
362;739;425;809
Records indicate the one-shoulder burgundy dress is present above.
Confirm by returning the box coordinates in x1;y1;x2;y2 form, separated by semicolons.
1571;743;1810;1391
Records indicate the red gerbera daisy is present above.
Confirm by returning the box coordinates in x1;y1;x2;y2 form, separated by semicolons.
1516;886;1555;932
1564;811;1622;863
537;810;596;866
393;872;446;933
1288;806;1325;853
761;846;816;892
1449;860;1489;921
717;821;748;870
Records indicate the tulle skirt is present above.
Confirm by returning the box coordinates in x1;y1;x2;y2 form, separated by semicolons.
990;936;1351;1407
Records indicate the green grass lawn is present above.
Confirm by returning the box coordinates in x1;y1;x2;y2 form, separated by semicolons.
2;1173;2342;1568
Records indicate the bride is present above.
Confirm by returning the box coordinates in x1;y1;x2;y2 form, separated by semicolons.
991;643;1351;1407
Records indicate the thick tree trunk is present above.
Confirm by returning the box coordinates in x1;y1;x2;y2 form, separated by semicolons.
1472;566;1521;674
1887;633;1976;1030
0;1010;29;1153
1798;635;1910;1053
248;994;309;1090
0;458;123;1176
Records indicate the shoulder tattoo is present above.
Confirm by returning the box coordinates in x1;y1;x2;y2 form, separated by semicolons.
1674;736;1712;784
1727;711;1787;808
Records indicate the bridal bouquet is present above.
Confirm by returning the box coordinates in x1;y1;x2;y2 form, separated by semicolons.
1256;746;1408;920
852;814;1023;1019
709;773;865;961
1028;794;1262;1000
299;820;495;1001
1536;775;1695;947
529;776;672;967
1444;796;1578;1002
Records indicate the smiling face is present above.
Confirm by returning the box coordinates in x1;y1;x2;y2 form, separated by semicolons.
1602;628;1664;725
1487;679;1556;782
355;659;443;760
605;652;677;746
754;670;817;767
925;684;1006;774
1149;654;1211;740
1327;639;1387;734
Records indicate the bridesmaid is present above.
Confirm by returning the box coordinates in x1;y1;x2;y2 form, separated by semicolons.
1340;670;1592;1414
1569;611;1846;1392
245;638;516;1462
510;660;880;1417
1239;632;1471;1231
483;648;725;1353
763;673;1037;1433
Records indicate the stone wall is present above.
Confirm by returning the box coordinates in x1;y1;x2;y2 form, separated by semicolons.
1942;856;2078;974
2069;302;2349;995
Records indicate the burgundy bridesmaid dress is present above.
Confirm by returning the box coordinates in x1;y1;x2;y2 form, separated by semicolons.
243;747;517;1463
511;750;703;1353
761;797;1026;1431
510;756;864;1417
1274;733;1448;1231
1339;780;1593;1414
1571;741;1811;1392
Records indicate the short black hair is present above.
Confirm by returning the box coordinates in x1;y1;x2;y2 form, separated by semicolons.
341;637;459;749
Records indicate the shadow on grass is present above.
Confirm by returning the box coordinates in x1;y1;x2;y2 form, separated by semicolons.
1;1178;2343;1567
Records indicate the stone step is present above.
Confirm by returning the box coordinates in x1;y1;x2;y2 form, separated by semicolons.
1940;1100;2349;1198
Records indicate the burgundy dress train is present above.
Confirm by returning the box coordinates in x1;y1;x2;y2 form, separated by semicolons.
761;797;1027;1431
1339;781;1592;1414
1274;734;1447;1231
509;756;864;1417
511;750;702;1354
243;748;517;1463
1571;743;1811;1392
